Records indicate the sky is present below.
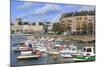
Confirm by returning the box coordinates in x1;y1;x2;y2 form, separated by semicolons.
11;0;95;23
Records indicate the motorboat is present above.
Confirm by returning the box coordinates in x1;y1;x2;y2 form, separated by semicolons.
47;49;60;55
17;50;41;60
59;45;77;58
35;46;47;52
72;46;95;62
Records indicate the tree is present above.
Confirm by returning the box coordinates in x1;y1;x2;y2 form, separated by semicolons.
65;24;71;32
88;22;93;34
18;21;22;25
11;30;15;34
52;23;57;32
43;22;51;34
39;22;43;25
23;22;30;25
52;23;64;34
17;18;23;25
76;24;81;35
32;23;35;25
81;22;88;34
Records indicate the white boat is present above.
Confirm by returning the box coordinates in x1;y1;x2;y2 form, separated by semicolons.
19;47;30;50
21;51;32;55
60;53;72;58
47;49;60;55
59;45;77;58
35;46;47;52
54;44;62;48
72;46;95;62
48;51;60;55
60;45;77;53
17;50;41;60
17;55;40;60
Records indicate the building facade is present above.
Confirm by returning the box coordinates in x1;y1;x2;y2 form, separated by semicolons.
59;11;95;34
11;18;53;34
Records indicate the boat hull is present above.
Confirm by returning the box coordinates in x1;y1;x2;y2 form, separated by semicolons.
72;55;95;62
61;53;72;58
17;55;40;60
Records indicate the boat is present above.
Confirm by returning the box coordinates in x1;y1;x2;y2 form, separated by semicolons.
17;50;41;60
48;51;60;55
12;41;33;52
21;51;32;55
17;55;40;60
72;46;95;62
54;44;62;48
35;46;47;52
59;45;77;58
13;46;33;52
47;49;60;55
60;53;72;58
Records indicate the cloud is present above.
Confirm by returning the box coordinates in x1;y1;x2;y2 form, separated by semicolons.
78;5;95;11
30;3;62;15
17;2;33;10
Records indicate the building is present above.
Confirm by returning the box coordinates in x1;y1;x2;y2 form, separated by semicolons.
11;18;53;34
59;10;95;35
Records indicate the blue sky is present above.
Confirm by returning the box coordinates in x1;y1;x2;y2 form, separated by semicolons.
11;0;95;23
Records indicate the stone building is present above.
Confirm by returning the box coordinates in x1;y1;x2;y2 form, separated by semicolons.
59;11;95;34
11;18;53;34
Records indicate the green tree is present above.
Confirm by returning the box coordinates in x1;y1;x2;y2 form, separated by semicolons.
18;21;22;25
81;22;88;34
88;22;93;34
23;22;30;25
52;23;64;34
76;23;81;35
65;24;71;32
17;18;23;25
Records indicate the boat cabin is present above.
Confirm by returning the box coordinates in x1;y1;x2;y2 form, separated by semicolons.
82;46;95;56
68;45;77;54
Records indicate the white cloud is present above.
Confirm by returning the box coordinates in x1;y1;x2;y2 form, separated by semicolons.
78;5;95;11
30;3;61;15
17;2;33;10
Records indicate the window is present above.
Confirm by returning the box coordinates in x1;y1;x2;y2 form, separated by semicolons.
72;48;76;51
93;48;95;53
83;48;86;52
87;48;92;52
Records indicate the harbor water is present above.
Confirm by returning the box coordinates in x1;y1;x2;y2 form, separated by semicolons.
10;35;95;67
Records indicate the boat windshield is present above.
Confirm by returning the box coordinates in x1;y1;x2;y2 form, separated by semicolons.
83;48;86;52
69;47;76;51
87;48;92;52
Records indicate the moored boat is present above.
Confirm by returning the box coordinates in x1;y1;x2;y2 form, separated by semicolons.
47;49;60;55
72;46;95;62
59;45;77;58
17;55;40;60
60;53;72;58
35;46;47;52
17;50;41;60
